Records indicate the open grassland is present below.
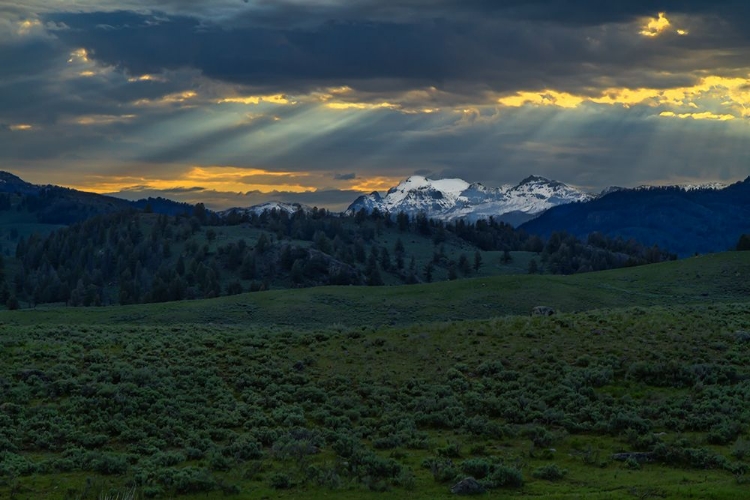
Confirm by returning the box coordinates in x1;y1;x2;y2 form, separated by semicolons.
5;251;749;329
0;252;749;498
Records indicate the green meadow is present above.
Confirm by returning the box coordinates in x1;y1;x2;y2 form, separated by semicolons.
0;252;748;499
7;251;748;328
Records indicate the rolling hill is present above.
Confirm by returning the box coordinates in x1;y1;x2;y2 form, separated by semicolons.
6;251;747;328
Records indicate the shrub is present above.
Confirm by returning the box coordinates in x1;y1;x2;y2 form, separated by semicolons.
0;452;37;476
225;437;264;461
394;468;416;490
149;451;185;467
533;464;567;480
485;464;524;488
625;457;641;470
461;458;491;479
428;459;459;483
523;426;554;448
89;452;129;475
270;472;292;489
208;452;232;471
731;439;750;460
436;442;461;458
171;467;217;494
707;422;741;445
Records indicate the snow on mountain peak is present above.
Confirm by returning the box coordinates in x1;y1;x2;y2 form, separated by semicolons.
219;201;311;218
347;175;593;226
517;175;552;185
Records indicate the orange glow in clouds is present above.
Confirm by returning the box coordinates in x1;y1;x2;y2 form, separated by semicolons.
66;166;316;195
349;176;405;193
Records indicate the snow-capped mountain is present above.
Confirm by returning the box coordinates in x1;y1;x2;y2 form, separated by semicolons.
680;182;728;191
347;175;593;226
219;201;311;218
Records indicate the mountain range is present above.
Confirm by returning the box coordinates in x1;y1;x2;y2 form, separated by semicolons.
520;177;750;256
0;171;195;224
346;175;593;226
219;201;311;219
1;169;747;256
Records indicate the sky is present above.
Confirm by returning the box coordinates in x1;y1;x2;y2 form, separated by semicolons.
1;1;750;211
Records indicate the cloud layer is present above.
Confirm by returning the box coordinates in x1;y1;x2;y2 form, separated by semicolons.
1;1;750;208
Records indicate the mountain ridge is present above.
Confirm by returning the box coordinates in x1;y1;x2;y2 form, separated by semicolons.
520;177;750;256
346;174;592;226
0;170;197;223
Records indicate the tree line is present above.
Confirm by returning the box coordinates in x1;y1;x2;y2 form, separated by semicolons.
5;206;676;308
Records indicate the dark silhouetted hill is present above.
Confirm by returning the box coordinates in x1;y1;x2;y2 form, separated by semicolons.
520;178;750;256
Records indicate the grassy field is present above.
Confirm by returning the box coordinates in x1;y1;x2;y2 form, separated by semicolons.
5;251;748;328
0;253;748;499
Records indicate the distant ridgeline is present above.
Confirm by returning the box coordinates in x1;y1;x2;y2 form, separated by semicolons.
0;171;195;224
8;206;674;308
520;177;750;257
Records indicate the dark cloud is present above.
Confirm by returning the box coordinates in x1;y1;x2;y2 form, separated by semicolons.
42;5;750;101
333;172;356;180
1;1;749;208
118;185;207;194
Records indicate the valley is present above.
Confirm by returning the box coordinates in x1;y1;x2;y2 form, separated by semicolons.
0;172;747;499
6;2;750;498
1;254;749;499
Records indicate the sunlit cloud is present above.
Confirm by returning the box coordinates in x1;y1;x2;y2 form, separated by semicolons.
659;111;735;121
496;75;750;120
17;18;42;36
348;176;405;193
69;114;137;126
134;91;198;107
67;48;90;64
9;124;34;131
639;12;688;38
640;13;671;37
127;74;167;83
309;85;447;114
325;101;399;111
498;90;584;109
67;165;317;195
63;47;116;79
218;94;294;105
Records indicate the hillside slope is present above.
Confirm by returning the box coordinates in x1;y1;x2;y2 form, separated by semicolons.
520;178;750;256
6;251;748;328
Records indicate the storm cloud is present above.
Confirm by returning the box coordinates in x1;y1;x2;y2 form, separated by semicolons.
1;1;749;208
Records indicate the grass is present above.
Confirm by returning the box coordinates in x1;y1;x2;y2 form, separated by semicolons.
0;252;749;498
4;251;748;328
2;301;749;498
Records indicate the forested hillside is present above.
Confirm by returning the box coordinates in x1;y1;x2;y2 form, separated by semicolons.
0;170;194;229
6;206;675;309
520;178;750;256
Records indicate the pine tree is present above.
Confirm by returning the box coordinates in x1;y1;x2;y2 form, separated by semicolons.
501;249;512;264
6;294;19;310
529;259;539;274
737;234;750;251
423;262;433;283
458;253;471;275
380;247;391;271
